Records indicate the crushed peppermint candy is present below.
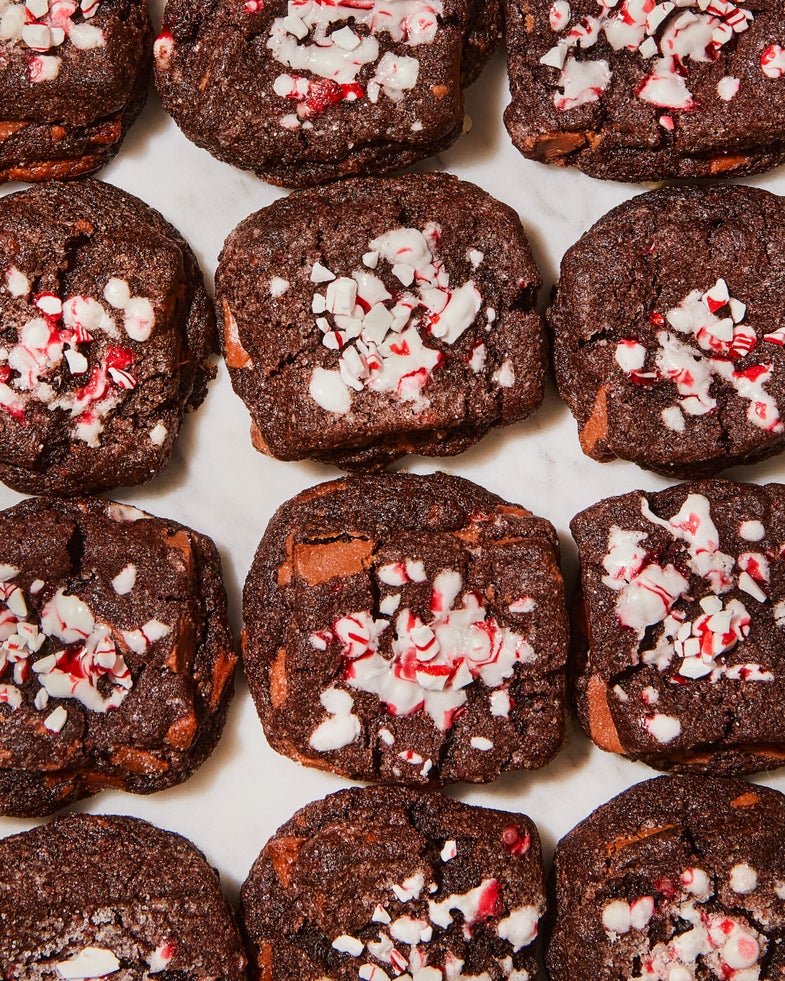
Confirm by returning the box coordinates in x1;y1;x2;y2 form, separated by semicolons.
601;525;688;635
343;869;538;981
606;494;776;685
1;0;105;84
266;0;442;127
615;279;783;435
308;223;489;414
309;566;535;734
600;883;764;979
761;43;785;78
0;272;152;446
0;571;172;719
539;0;763;113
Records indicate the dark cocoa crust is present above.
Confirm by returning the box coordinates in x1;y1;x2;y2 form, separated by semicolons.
0;0;152;182
570;479;785;776
504;0;785;180
154;0;500;188
0;813;248;980
240;785;545;981
243;472;567;786
216;173;545;470
546;775;785;981
550;185;785;478
0;496;237;817
0;180;217;496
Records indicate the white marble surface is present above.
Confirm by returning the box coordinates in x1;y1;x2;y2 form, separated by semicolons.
3;20;785;964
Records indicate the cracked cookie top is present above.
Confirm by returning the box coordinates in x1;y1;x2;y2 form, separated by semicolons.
547;775;785;981
504;0;785;179
571;478;785;775
216;173;545;469
0;180;216;494
242;471;567;786
153;0;501;186
240;786;545;981
0;813;247;980
0;495;236;817
550;185;785;478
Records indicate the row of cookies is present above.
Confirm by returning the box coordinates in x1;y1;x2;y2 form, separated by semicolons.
1;469;783;818
2;175;785;496
5;0;785;185
4;774;784;979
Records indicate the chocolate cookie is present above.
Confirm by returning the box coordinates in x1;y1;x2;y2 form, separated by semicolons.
504;0;785;180
550;185;785;478
0;180;216;495
153;0;500;188
0;0;152;182
0;813;248;980
216;173;545;469
0;495;236;817
240;785;545;981
547;775;785;981
571;479;785;775
243;472;567;786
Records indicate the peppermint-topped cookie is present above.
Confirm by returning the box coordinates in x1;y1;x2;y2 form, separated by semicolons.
547;775;785;981
504;0;785;179
551;185;785;477
243;472;567;786
1;814;247;979
154;0;500;187
0;495;236;817
241;786;545;981
0;180;216;495
216;174;545;469
0;0;151;181
572;479;785;775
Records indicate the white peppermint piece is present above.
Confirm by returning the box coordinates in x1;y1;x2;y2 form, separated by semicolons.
67;22;105;47
5;266;30;297
662;405;686;432
309;687;360;751
739;520;765;541
149;422;168;446
111;563;137;595
492;360;515;388
311;262;336;283
44;705;68;732
103;277;131;309
717;75;740;100
0;5;25;41
123;296;155;341
730;863;758;894
309;367;351;414
332;935;364;957
64;349;88;375
55;947;121;979
497;906;540;951
490;689;511;717
470;736;494;751
643;712;682;744
269;276;290;297
602;900;631;934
